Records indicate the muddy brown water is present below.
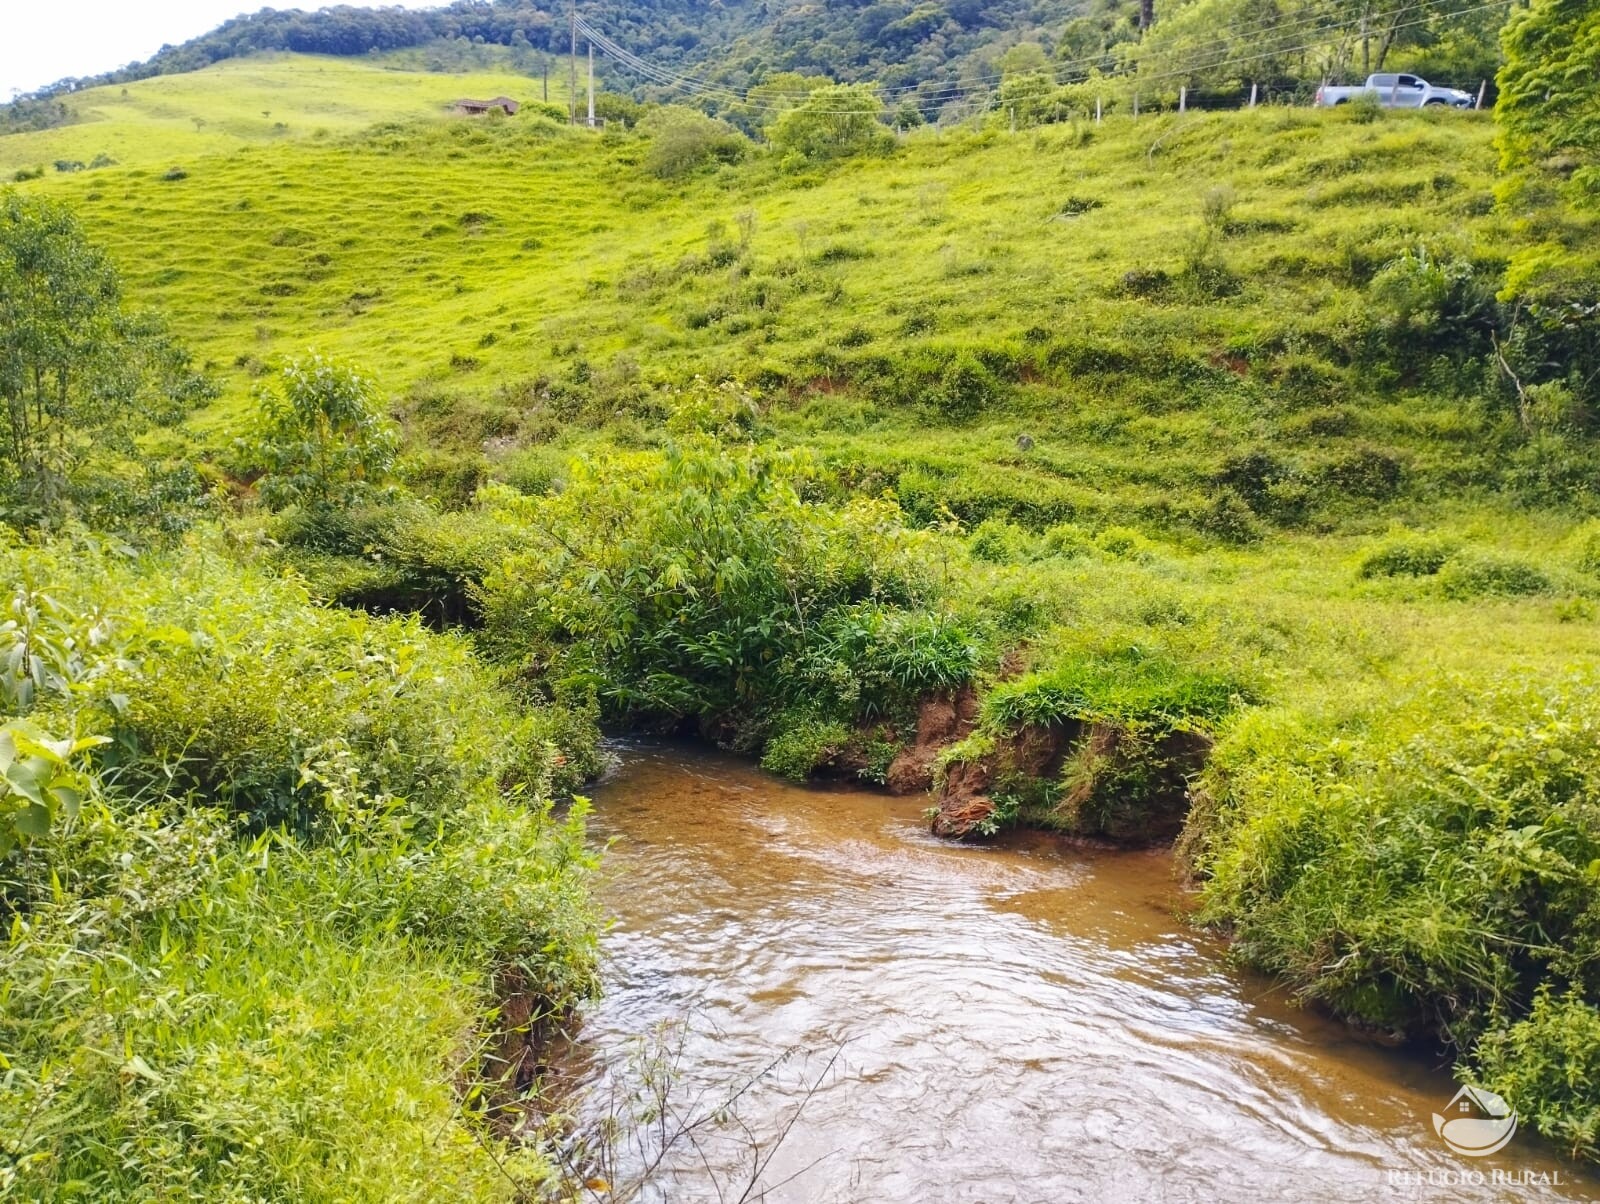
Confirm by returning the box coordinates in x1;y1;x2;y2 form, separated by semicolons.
573;743;1594;1202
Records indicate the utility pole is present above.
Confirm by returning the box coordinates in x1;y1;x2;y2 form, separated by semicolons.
587;40;595;126
568;1;578;125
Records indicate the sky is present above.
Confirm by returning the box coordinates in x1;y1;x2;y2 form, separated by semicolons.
1;0;441;97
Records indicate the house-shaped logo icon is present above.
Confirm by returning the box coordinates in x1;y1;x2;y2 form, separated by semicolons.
1432;1085;1518;1157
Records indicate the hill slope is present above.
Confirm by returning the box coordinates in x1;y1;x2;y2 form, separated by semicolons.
16;63;1582;529
0;51;567;175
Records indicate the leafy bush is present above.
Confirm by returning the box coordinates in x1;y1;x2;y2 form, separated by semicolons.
1319;446;1404;500
768;84;894;168
1191;672;1600;1056
0;193;214;526
927;352;1000;420
969;516;1033;563
1041;522;1093;558
1436;549;1552;598
1366;247;1497;370
1472;987;1600;1161
1568;520;1600;575
1093;525;1157;561
0;719;105;857
1197;489;1264;544
476;433;979;746
246;355;399;511
1497;0;1600;211
641;106;748;179
760;716;851;780
1356;532;1460;578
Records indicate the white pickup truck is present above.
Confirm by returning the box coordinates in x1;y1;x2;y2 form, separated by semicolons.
1314;73;1475;109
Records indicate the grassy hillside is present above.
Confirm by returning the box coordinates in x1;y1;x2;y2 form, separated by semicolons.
0;52;566;176
19;65;1578;534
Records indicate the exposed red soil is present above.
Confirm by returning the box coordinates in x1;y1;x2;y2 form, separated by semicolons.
884;686;980;795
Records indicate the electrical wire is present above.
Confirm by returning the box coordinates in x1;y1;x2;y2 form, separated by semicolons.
573;0;1507;115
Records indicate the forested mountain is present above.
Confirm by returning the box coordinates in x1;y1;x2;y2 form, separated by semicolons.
10;0;1508;118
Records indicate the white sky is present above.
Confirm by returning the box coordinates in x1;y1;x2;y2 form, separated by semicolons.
2;1;443;97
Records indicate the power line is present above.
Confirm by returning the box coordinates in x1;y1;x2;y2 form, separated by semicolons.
574;0;1508;116
586;0;1499;101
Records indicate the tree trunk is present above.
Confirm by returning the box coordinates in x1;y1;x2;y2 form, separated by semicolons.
1139;0;1154;31
1373;2;1412;72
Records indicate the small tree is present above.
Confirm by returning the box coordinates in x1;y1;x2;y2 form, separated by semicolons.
768;85;893;169
0;192;210;524
249;355;398;510
1497;0;1600;207
640;106;749;179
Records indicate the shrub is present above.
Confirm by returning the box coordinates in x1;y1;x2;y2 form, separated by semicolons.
1191;674;1600;1146
970;516;1032;563
1041;522;1093;558
1527;381;1593;435
1094;525;1157;561
1568;520;1600;575
760;716;852;780
1319;446;1404;500
641;106;748;179
768;85;894;167
1120;267;1170;298
1437;549;1552;598
0;719;105;857
1472;987;1600;1162
246;355;399;511
1365;247;1497;370
1356;533;1459;578
1497;0;1600;213
928;352;1000;420
476;437;978;738
1197;489;1265;544
0;192;214;525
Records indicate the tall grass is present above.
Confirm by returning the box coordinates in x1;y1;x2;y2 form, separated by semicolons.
0;532;598;1199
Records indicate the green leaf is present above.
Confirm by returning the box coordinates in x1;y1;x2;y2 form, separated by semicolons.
48;783;82;820
4;756;53;806
12;801;51;838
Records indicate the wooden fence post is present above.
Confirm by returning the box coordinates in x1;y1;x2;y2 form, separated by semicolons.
1249;82;1258;108
1095;96;1103;122
1475;80;1487;110
1179;86;1187;114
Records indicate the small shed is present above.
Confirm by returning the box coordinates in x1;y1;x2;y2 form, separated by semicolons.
453;96;520;116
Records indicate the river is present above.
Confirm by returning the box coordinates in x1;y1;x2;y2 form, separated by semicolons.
568;743;1593;1202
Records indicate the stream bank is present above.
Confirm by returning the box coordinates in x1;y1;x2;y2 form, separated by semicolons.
565;743;1593;1202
